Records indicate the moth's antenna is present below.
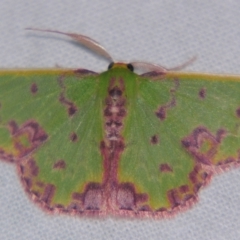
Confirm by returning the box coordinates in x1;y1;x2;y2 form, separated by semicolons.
25;28;114;62
131;56;197;73
130;62;168;73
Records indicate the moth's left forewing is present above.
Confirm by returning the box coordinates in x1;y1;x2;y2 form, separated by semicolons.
117;71;240;217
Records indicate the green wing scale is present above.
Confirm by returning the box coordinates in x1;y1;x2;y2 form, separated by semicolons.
0;65;240;218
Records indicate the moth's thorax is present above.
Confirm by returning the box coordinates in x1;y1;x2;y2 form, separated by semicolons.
103;77;126;146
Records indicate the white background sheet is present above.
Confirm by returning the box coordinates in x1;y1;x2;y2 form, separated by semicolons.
0;1;240;239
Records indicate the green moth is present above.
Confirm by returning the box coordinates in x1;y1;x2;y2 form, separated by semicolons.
0;29;239;218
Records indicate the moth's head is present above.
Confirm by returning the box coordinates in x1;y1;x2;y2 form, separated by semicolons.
107;61;168;75
108;62;134;72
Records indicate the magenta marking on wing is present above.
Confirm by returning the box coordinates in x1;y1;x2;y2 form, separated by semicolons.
155;78;178;121
167;189;181;208
74;69;98;75
116;183;148;210
181;126;227;165
71;183;104;211
57;74;77;117
0;120;48;163
69;132;78;142
156;107;166;120
53;160;66;170
8;120;18;134
140;71;166;78
30;83;38;94
59;92;77;116
236;107;240;118
150;134;159;144
41;184;56;205
198;87;206;99
159;163;173;173
27;158;39;176
179;185;190;194
22;177;32;189
13;120;48;157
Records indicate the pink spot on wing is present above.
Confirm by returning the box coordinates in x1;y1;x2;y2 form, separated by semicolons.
179;185;189;194
22;177;32;188
236;107;240;118
30;83;38;94
27;158;39;176
74;69;97;75
156;107;166;121
199;88;206;99
0;120;48;163
83;183;103;210
155;79;178;121
71;183;104;211
117;183;148;210
72;192;82;201
41;184;56;205
189;171;197;184
58;76;78;117
159;163;173;173
68;105;77;116
53;160;66;170
181;126;227;165
69;132;78;142
150;135;159;144
36;181;45;188
8;120;18;134
167;189;181;208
